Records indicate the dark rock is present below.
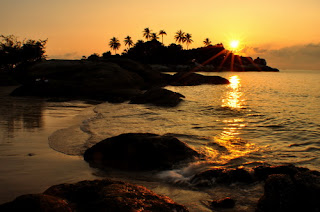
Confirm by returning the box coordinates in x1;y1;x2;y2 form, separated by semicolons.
256;174;298;212
0;194;72;212
211;197;236;208
293;171;320;211
253;164;309;181
130;87;185;107
84;133;200;171
190;167;253;187
0;179;189;212
11;59;165;102
256;169;320;212
169;72;229;86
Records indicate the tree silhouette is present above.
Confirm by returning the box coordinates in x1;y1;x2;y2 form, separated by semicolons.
109;37;121;54
124;36;134;50
174;30;186;46
203;38;212;47
143;28;152;41
159;30;167;44
150;33;159;41
0;35;47;71
185;33;193;50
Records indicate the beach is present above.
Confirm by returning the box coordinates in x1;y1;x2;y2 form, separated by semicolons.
1;69;319;211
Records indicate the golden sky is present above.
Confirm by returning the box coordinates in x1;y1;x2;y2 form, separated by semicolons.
1;0;320;69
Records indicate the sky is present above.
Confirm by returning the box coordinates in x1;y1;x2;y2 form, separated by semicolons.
1;0;320;70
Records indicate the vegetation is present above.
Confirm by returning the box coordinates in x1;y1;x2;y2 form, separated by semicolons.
109;37;121;54
184;33;193;50
124;36;134;50
203;38;212;47
0;35;47;71
143;28;152;41
159;30;167;44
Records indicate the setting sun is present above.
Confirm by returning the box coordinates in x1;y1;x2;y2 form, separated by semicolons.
230;40;240;49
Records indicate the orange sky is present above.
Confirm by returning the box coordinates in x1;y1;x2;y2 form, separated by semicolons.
1;0;320;69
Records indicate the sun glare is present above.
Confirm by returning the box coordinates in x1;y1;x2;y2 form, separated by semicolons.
230;40;239;49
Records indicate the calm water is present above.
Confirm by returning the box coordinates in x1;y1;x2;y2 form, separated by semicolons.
50;70;320;171
1;70;320;211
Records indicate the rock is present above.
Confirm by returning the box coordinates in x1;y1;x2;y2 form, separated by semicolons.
169;72;229;86
256;174;298;212
84;133;200;171
211;197;236;209
256;169;320;212
130;87;185;107
190;167;253;187
0;179;189;212
0;194;72;212
253;164;309;181
11;59;165;102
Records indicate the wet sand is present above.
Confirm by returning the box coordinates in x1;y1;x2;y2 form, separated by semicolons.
0;86;101;203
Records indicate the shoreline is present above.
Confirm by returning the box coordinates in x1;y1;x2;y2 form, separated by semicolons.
0;87;101;203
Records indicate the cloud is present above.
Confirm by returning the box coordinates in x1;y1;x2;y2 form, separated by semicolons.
48;52;80;60
241;43;320;70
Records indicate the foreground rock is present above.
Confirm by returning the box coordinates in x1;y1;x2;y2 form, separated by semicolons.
256;169;320;212
84;133;200;171
0;179;188;212
169;72;229;86
130;87;185;107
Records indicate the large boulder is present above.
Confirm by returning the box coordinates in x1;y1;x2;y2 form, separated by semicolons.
130;87;185;107
169;72;229;86
84;133;200;171
0;179;189;212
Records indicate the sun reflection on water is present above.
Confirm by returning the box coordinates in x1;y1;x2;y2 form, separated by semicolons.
202;76;259;165
221;75;245;109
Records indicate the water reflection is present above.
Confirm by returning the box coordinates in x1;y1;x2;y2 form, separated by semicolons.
204;76;258;165
0;90;45;139
221;75;244;109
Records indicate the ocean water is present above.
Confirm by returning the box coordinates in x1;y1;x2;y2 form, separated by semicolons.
1;70;320;211
50;70;320;171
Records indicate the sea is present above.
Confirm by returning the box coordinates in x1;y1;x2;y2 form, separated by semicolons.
0;69;319;211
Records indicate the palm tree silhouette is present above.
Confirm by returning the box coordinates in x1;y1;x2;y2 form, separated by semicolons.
143;28;152;41
109;37;121;54
174;30;185;45
203;38;212;47
124;36;134;50
159;30;167;44
185;33;193;50
150;33;159;41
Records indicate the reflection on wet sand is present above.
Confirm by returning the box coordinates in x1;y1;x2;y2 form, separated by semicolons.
0;88;45;139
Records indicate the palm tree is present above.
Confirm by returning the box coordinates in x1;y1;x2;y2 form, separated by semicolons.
185;33;193;50
174;30;185;45
124;36;133;49
203;38;212;47
150;33;159;41
109;37;121;54
159;30;167;44
143;28;152;41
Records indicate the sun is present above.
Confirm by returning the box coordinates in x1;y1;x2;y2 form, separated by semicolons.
230;40;240;49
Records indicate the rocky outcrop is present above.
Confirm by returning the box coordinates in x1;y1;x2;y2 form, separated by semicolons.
130;87;185;107
169;72;229;86
0;179;188;212
11;59;165;102
84;133;200;171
